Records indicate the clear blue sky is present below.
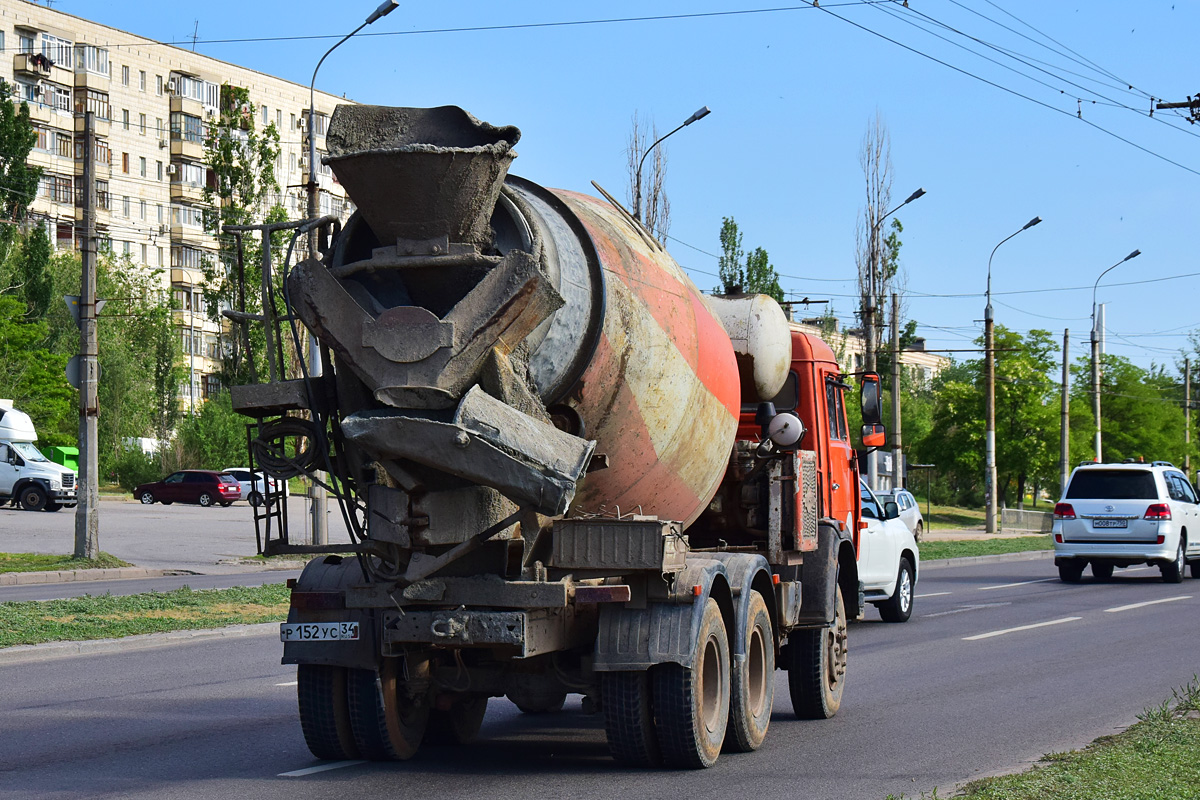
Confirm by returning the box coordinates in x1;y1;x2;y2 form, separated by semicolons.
63;1;1200;371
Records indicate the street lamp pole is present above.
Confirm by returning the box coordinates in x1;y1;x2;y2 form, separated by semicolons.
985;216;1042;534
1090;249;1141;462
632;106;710;225
304;0;398;545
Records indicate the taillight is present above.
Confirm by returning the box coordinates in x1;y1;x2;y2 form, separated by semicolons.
1054;503;1076;520
1054;533;1063;543
1144;503;1172;520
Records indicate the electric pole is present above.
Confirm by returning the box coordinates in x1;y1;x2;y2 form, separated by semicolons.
1060;329;1070;493
74;111;99;560
890;292;902;488
1186;357;1192;482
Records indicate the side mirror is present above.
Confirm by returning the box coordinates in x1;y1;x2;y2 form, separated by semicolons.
884;501;900;520
862;423;886;448
860;372;883;425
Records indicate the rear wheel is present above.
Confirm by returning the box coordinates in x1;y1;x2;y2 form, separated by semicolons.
725;591;773;753
249;491;264;508
1058;560;1085;583
788;584;847;720
19;485;47;511
653;597;730;769
425;695;488;745
879;558;915;623
1091;562;1114;581
1161;539;1186;584
197;492;213;507
297;664;359;761
346;660;428;761
602;671;661;767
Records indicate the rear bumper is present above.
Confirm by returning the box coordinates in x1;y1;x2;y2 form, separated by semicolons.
1054;539;1176;563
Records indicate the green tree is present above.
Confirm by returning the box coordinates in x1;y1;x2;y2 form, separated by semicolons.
13;224;52;318
0;78;41;255
715;217;784;302
178;390;246;468
0;295;74;446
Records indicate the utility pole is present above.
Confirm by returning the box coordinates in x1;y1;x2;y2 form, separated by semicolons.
1186;358;1192;482
1060;329;1070;492
890;292;902;488
74;111;99;560
1091;313;1101;462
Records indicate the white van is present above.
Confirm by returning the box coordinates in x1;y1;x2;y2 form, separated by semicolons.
0;400;78;511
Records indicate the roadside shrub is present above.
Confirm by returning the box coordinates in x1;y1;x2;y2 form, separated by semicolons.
110;446;161;492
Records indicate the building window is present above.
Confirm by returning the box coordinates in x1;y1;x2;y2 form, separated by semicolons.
157;161;163;181
290;153;296;174
139;114;146;135
157;246;163;266
123;241;131;257
139;157;147;177
75;89;110;120
18;32;35;54
158;204;164;223
261;105;268;126
121;65;129;86
76;138;110;165
40;34;74;68
156;75;163;96
139;70;146;92
55;132;71;158
156;117;164;137
170;112;204;143
304;110;328;137
0;33;5;54
95;180;109;210
276;109;282;130
139;199;146;220
172;204;204;227
172;245;206;270
121;152;129;173
173;162;206;187
40;173;73;204
122;196;130;217
141;243;148;263
122;109;129;130
205;374;221;398
74;45;109;76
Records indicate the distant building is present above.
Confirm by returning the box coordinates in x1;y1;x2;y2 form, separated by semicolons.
794;317;951;386
1;0;354;409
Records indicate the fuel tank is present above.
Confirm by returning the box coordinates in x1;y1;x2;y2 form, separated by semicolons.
294;105;739;529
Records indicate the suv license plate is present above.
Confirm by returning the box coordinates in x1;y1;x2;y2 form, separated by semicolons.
280;622;360;642
1093;519;1128;529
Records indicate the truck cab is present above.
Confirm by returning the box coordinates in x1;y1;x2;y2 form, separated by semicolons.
0;401;78;512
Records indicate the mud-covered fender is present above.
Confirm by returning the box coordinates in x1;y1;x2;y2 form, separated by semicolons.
794;520;857;626
281;555;377;670
703;552;777;658
593;558;730;671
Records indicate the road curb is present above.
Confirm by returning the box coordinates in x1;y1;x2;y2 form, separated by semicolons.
0;622;278;666
920;549;1055;570
0;567;195;586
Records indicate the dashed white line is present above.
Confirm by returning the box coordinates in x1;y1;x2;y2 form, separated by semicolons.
1104;596;1192;614
978;578;1057;591
915;591;952;598
279;761;366;777
923;602;1010;618
276;681;298;687
963;616;1081;641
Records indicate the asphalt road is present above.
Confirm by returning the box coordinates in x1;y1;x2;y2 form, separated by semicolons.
3;557;1198;800
0;496;354;573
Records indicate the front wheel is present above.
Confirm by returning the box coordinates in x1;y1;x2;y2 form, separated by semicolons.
46;501;62;512
788;584;848;720
1161;539;1186;584
879;558;915;623
139;491;155;505
914;520;923;542
197;492;213;507
19;485;47;512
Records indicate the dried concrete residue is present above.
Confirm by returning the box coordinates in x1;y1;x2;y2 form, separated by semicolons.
325;105;520;158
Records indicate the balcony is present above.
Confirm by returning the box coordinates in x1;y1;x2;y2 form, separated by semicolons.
72;69;109;92
171;266;206;286
170;138;205;162
73;114;111;137
169;94;205;117
14;53;72;86
170;181;206;205
170;224;209;247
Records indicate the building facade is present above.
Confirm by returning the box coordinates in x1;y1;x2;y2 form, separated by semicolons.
0;0;354;408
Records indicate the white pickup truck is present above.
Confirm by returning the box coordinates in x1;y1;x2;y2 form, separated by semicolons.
857;478;920;622
0;401;78;512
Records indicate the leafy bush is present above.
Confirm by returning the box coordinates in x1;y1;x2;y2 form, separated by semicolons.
110;446;162;492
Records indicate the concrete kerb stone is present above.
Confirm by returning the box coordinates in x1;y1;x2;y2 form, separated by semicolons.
920;548;1055;570
0;567;185;586
0;623;279;666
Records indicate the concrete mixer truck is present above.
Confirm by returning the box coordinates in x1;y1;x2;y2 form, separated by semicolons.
228;105;894;769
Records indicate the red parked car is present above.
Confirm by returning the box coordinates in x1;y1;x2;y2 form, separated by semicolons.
134;470;241;507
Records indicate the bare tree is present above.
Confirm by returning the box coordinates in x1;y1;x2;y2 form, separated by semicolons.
626;111;670;243
855;111;898;371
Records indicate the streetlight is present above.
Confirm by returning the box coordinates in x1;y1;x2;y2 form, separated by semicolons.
631;106;710;224
304;0;399;546
863;187;924;492
984;215;1042;534
1090;249;1142;462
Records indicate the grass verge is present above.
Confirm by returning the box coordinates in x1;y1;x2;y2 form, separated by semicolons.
0;552;132;574
920;536;1053;561
0;584;288;648
888;678;1200;799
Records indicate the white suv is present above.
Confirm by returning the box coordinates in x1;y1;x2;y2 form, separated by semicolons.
1054;461;1200;583
859;480;921;622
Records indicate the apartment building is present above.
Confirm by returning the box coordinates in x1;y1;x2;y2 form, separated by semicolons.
792;317;951;386
0;0;355;409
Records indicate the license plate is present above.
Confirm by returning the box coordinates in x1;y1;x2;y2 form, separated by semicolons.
1093;519;1128;529
280;622;360;642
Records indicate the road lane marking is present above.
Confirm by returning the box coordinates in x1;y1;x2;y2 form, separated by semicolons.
1104;596;1192;613
915;591;952;598
923;602;1010;618
279;761;366;777
963;616;1081;641
276;681;298;686
978;578;1057;591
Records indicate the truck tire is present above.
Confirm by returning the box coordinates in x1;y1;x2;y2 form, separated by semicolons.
297;663;359;761
725;590;773;753
425;695;488;745
1161;539;1186;584
878;557;915;623
787;584;847;720
602;671;661;767
46;501;63;512
346;661;428;760
653;598;730;769
19;485;47;512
